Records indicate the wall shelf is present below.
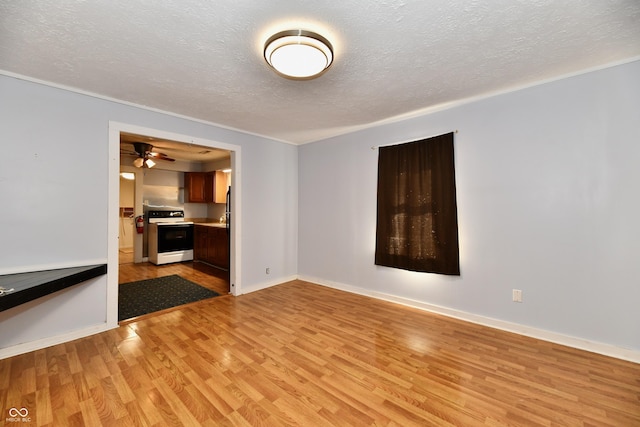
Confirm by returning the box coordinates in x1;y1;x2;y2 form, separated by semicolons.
0;264;107;312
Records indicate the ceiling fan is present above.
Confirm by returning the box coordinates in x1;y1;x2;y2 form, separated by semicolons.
122;142;175;168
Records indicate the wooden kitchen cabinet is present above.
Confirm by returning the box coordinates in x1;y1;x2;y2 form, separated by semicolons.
194;225;208;260
194;225;229;269
212;226;229;267
213;171;228;204
185;171;227;203
185;172;207;203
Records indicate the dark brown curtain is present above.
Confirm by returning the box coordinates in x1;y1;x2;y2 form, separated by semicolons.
375;132;460;275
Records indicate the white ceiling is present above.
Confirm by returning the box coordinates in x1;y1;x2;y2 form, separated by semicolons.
1;1;639;145
120;132;231;163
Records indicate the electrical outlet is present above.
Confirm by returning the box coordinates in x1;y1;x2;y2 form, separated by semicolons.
266;267;270;275
512;289;522;303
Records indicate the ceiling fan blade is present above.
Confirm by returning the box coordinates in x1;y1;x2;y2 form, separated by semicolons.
148;152;175;161
128;142;176;163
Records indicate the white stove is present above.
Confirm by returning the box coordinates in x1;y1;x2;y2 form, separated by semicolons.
147;210;192;224
147;210;194;265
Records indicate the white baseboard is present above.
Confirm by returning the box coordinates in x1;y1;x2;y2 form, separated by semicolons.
298;275;640;364
241;275;298;295
4;275;637;364
0;323;115;360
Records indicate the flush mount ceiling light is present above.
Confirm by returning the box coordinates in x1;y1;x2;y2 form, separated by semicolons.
264;30;333;80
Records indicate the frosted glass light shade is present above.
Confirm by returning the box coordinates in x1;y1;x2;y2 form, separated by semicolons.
264;30;333;80
133;157;155;168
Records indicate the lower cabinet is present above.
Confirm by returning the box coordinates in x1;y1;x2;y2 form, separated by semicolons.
194;225;229;269
194;226;208;261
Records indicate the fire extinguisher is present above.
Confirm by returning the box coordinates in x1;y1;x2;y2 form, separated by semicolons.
135;215;144;234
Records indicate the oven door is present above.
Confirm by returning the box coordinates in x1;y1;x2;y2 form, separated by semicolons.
157;223;194;253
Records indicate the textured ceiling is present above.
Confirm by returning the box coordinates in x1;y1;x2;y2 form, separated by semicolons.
1;1;639;145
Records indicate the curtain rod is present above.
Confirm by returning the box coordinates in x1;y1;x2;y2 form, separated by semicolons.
370;130;458;150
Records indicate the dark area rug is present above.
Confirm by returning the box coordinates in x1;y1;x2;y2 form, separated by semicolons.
118;274;220;321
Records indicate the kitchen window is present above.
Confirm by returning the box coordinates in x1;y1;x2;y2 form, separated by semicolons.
375;132;460;275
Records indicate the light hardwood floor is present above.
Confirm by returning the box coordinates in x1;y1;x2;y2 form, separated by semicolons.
1;279;639;426
119;259;230;297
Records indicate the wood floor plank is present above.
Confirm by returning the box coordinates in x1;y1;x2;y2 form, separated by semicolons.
33;385;52;426
130;386;166;426
77;398;102;427
2;276;639;426
118;259;230;296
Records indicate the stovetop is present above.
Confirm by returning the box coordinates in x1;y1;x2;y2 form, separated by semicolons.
147;210;188;224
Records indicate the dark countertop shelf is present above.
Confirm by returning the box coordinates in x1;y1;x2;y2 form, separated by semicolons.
0;264;107;313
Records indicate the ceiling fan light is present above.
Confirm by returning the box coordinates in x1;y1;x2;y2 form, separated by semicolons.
144;158;156;168
133;157;144;168
264;30;333;80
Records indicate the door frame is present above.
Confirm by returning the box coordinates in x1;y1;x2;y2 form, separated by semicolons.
107;121;242;328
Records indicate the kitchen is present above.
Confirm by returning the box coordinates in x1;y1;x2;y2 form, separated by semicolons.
118;132;232;298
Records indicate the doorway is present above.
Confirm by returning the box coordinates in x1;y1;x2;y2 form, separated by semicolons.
108;122;242;327
118;173;136;265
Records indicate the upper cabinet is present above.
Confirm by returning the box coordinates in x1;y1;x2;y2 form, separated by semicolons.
185;172;206;203
185;171;228;203
214;170;230;203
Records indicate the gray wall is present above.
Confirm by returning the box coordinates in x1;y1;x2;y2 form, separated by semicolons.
298;60;640;354
2;59;638;359
0;74;298;354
